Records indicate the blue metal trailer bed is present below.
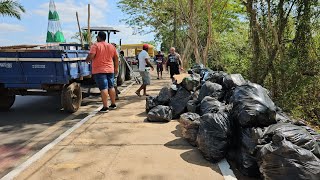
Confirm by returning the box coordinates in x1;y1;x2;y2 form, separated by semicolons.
0;48;91;113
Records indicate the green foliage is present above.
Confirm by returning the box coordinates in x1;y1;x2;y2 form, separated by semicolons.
118;0;320;125
71;30;95;44
0;0;25;20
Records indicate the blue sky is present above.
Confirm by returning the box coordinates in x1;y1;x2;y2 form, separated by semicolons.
0;0;155;46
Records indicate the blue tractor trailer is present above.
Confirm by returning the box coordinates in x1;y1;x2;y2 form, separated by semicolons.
0;46;91;113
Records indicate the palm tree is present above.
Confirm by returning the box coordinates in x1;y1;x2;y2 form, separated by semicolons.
0;0;25;20
71;30;95;44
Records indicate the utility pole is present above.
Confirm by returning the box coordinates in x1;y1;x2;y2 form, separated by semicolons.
87;4;91;45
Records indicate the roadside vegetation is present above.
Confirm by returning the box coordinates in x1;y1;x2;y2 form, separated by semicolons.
119;0;320;126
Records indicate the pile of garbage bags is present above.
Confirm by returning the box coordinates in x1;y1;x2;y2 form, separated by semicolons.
146;64;320;179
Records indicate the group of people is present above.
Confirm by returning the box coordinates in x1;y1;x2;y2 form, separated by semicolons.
154;47;183;80
86;31;182;112
135;45;183;97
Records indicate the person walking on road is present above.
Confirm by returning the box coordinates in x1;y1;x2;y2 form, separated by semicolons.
166;47;183;81
154;51;165;79
86;31;119;112
135;44;154;97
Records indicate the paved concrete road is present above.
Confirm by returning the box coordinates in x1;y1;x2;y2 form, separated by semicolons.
0;81;133;178
13;72;225;180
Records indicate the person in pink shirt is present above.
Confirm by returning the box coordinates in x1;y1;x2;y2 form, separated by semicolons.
86;31;119;112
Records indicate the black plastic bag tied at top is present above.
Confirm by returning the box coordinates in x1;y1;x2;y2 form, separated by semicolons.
258;134;320;180
198;81;224;102
147;105;173;122
196;112;232;162
231;83;277;128
169;87;192;119
262;123;320;158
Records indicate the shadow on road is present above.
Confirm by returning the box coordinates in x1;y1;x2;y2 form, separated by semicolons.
0;96;69;127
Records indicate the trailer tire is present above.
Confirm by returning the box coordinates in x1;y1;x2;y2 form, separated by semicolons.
0;89;15;111
61;82;82;113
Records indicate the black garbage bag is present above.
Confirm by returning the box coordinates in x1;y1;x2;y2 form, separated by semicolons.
147;105;172;122
200;68;213;80
198;81;223;102
181;74;201;92
222;74;247;90
257;134;320;180
200;96;223;115
188;69;194;74
301;126;320;143
157;87;173;105
192;64;205;74
169;87;192;119
275;107;293;123
203;71;227;85
191;90;200;101
291;121;320;143
236;127;265;177
263;123;320;158
276;111;293;123
231;83;277;127
146;96;159;112
170;84;178;96
179;113;201;146
222;89;234;104
187;100;200;113
196;112;231;162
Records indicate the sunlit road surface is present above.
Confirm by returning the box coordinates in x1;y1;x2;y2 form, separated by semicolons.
0;81;133;178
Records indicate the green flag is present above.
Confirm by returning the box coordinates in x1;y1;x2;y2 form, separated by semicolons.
46;0;65;43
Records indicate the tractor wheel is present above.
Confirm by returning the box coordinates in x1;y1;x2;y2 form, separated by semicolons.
61;82;82;113
0;89;15;111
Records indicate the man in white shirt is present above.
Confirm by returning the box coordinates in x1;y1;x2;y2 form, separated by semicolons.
135;44;154;97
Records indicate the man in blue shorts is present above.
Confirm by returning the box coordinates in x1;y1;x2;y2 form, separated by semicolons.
86;31;119;112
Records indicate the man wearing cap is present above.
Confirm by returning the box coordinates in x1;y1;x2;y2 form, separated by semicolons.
86;31;119;112
135;44;154;97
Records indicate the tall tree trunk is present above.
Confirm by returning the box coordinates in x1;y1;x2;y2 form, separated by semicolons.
245;0;260;83
182;39;192;68
203;0;214;66
188;0;201;64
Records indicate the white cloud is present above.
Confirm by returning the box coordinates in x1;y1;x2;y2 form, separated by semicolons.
27;0;155;45
91;0;109;9
33;0;109;25
0;23;25;33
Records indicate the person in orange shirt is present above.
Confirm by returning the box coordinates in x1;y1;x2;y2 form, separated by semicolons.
86;31;119;112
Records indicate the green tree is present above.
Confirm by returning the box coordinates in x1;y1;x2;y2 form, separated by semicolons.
71;30;95;44
118;0;320;125
0;0;25;20
118;0;244;67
